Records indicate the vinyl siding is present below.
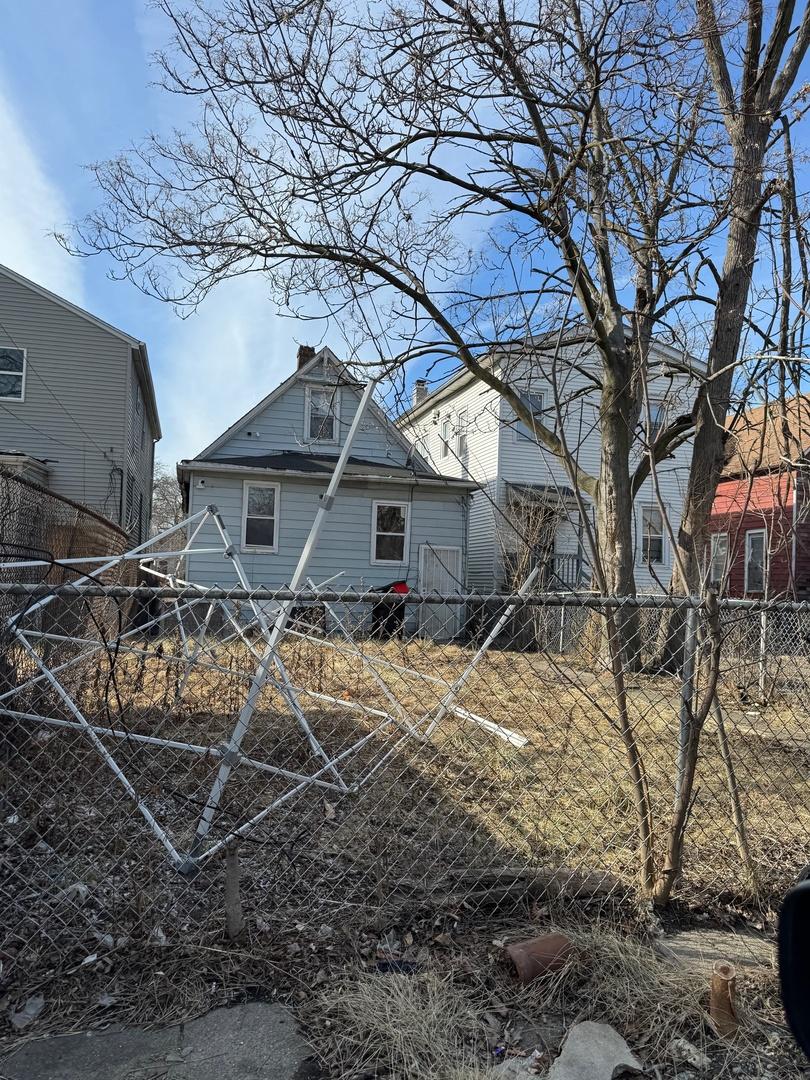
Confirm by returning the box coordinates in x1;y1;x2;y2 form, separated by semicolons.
401;343;698;592
210;363;414;467
186;470;468;593
0;272;154;526
402;379;501;589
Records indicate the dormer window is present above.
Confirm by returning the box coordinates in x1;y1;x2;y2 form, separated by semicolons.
306;385;340;443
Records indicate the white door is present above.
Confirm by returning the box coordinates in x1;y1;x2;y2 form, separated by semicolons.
418;545;463;640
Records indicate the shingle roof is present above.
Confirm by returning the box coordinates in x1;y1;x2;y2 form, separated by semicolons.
194;450;473;485
724;394;810;477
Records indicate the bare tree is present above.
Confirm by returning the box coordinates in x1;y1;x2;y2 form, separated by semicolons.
69;0;726;611
151;461;184;537
66;0;810;901
662;0;810;656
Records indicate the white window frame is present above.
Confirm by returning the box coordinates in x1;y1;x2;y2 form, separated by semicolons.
440;416;451;458
0;346;26;402
709;532;728;586
456;409;468;458
241;480;280;553
647;400;666;442
640;505;665;565
514;391;545;441
744;528;767;594
305;384;340;444
370;500;410;566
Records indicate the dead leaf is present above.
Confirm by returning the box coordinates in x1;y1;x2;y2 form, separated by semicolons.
323;800;336;821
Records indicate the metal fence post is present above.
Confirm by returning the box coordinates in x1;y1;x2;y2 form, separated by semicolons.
675;603;698;806
758;609;768;703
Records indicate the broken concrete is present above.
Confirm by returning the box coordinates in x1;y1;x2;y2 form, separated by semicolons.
1;1002;317;1080
546;1021;642;1079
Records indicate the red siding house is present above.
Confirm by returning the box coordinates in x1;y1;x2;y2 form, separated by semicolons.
706;395;810;598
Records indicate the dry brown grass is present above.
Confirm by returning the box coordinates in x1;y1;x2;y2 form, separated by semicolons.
4;617;809;1054
308;920;795;1080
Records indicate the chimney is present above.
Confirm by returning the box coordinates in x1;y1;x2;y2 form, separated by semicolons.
413;378;428;407
297;344;316;369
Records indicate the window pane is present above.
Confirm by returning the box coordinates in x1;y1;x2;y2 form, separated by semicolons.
517;393;544;439
0;348;24;373
247;486;275;517
245;517;275;547
642;507;663;534
710;534;728;583
376;504;405;534
0;373;23;399
309;388;337;440
376;533;405;561
747;533;765;591
311;413;334;440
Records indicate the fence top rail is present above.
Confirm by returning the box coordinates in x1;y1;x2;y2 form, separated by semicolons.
0;581;806;612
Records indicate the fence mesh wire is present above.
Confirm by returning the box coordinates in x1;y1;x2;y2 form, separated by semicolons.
1;581;808;1027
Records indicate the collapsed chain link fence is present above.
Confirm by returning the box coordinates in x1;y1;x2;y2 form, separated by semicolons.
1;581;808;1018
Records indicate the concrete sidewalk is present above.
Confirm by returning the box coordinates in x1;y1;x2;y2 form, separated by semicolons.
2;1002;321;1080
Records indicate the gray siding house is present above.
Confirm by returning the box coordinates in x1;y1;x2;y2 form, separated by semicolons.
178;347;476;630
0;264;160;540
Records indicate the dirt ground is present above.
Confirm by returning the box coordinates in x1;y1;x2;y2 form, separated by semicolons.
2;617;809;1073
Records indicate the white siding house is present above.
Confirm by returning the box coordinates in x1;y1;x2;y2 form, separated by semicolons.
178;347;476;626
398;338;700;593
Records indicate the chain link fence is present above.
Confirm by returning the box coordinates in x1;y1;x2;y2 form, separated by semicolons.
1;582;808;1025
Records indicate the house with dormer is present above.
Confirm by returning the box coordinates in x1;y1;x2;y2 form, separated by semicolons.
177;346;477;631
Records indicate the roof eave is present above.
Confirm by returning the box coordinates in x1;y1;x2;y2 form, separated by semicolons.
177;458;479;490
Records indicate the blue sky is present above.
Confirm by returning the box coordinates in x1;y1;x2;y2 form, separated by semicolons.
0;0;321;466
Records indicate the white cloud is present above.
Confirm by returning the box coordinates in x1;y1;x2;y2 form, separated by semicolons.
0;81;84;304
154;276;325;465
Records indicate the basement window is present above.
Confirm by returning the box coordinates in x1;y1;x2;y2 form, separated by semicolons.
0;347;26;401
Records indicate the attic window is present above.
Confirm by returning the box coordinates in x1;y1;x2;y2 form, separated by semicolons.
307;386;340;443
0;347;26;401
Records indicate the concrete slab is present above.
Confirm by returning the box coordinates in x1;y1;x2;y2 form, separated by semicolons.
547;1021;642;1080
662;928;775;973
1;1002;316;1080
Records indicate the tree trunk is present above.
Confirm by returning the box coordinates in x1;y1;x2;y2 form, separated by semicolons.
659;124;768;669
596;349;640;664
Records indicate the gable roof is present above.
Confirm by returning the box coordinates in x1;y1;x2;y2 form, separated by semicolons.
178;449;477;488
723;394;810;478
194;346;429;471
0;263;161;440
398;333;703;426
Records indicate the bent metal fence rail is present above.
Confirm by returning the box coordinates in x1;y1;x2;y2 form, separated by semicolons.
2;572;810;1006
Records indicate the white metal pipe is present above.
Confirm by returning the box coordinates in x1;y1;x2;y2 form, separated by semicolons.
190;379;378;851
12;631;184;867
6;508;211;626
1;709;345;791
424;565;540;737
0;595;212;704
196;714;395;864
